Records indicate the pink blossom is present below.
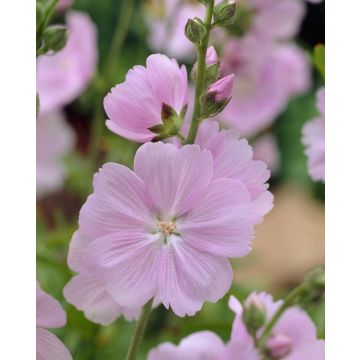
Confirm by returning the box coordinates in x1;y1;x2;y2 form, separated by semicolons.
206;46;219;65
229;293;325;360
37;111;75;198
252;134;280;174
56;0;73;12
208;74;235;101
218;37;310;137
194;121;273;224
302;87;325;182
146;0;204;60
37;283;72;360
248;0;306;41
37;11;97;114
63;230;141;325
76;142;255;316
148;331;225;360
104;54;188;143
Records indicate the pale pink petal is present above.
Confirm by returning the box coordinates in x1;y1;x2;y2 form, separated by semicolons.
79;163;154;239
37;328;72;360
157;238;232;316
178;179;253;258
252;134;280;174
148;342;182;360
285;339;325;360
37;283;66;329
146;54;188;112
85;232;160;309
316;87;325;115
67;230;92;272
134;142;213;218
63;272;140;325
228;295;252;343
221;340;260;360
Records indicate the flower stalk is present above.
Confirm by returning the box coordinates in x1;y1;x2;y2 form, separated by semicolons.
185;0;215;144
125;299;153;360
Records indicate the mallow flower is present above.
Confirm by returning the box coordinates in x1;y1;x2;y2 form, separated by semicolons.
73;141;257;317
229;293;325;360
37;111;75;198
104;54;188;143
252;134;280;174
147;330;259;360
218;36;310;137
63;230;141;325
37;282;72;360
37;11;97;114
302;87;325;182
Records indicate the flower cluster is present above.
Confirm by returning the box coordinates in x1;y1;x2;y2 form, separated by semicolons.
148;292;325;359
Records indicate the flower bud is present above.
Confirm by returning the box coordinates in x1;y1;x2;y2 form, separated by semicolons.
43;25;68;52
301;267;325;304
206;46;219;65
213;0;237;27
185;17;206;46
208;74;234;101
242;295;266;334
266;334;293;359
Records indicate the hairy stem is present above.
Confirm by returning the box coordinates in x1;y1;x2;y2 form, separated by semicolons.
258;283;307;349
185;0;215;144
125;299;153;360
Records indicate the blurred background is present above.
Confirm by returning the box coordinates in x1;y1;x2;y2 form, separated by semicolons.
36;0;325;358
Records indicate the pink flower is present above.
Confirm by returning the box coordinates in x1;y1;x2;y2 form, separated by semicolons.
252;134;280;174
148;331;225;360
194;121;273;224
248;0;306;41
146;0;204;60
208;74;235;101
37;282;72;360
37;111;75;197
63;230;141;325
104;54;188;143
76;142;255;316
37;11;97;113
218;37;310;137
206;46;219;65
229;293;325;360
56;0;73;12
302;87;325;182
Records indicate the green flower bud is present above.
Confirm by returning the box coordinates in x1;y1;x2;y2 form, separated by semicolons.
242;298;267;334
301;267;325;304
185;17;206;46
43;25;68;52
225;4;255;37
213;0;237;27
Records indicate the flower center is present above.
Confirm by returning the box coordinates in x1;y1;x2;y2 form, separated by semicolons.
157;221;176;235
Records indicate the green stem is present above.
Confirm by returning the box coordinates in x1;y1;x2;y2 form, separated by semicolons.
258;284;307;349
185;0;215;144
125;299;153;360
89;0;135;171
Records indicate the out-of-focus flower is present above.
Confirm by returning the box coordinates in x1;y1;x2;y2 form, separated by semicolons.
77;142;256;316
63;230;141;325
56;0;73;12
218;37;310;137
148;331;225;359
104;54;188;143
37;11;97;114
302;88;325;182
145;0;204;60
194;121;273;224
36;111;75;198
252;134;280;174
37;282;72;360
229;293;325;360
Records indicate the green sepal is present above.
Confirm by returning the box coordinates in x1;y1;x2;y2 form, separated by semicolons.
200;91;231;118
